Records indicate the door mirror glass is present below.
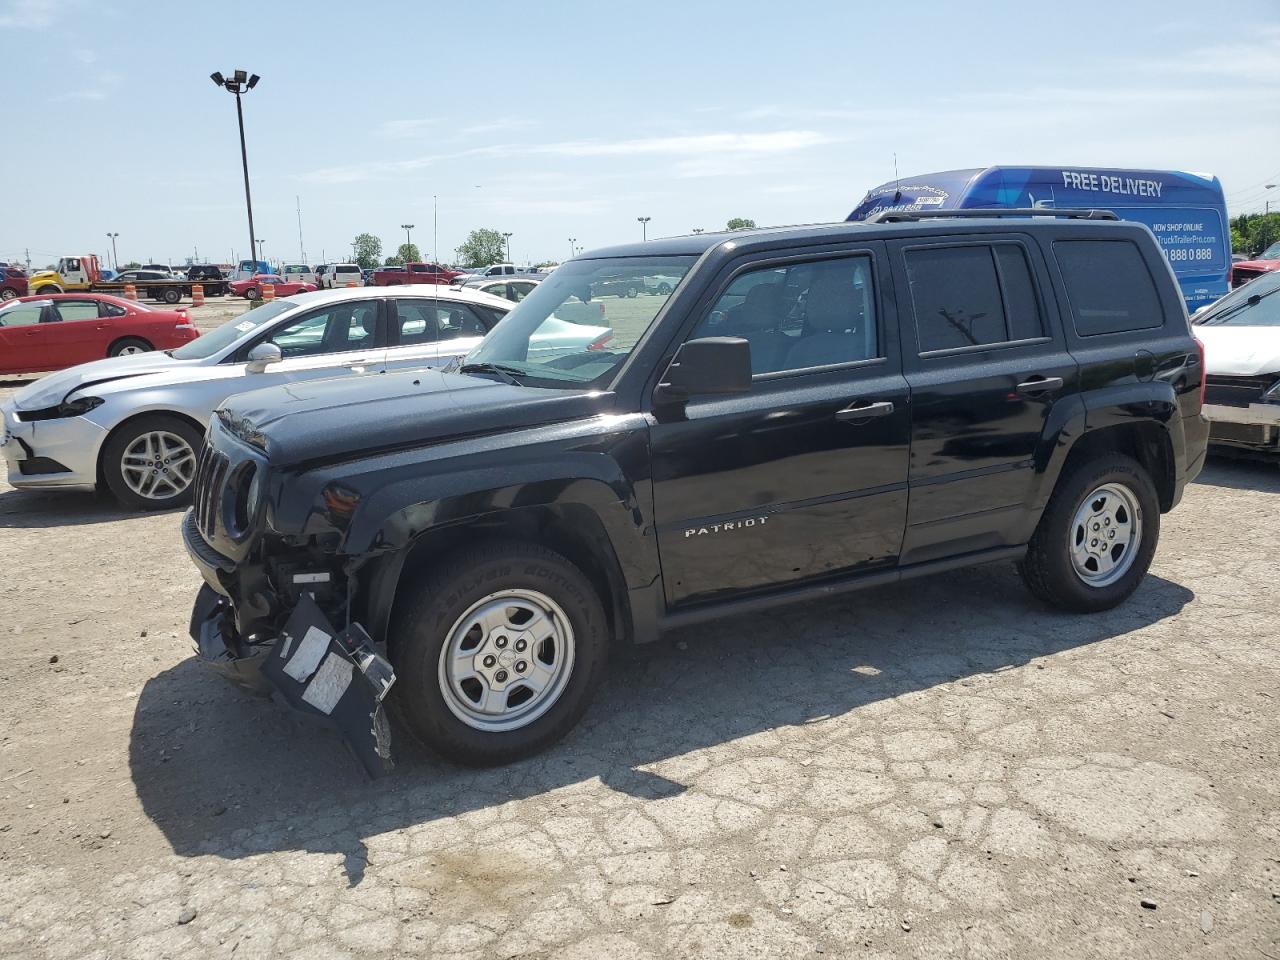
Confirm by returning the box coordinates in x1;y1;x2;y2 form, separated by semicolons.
246;341;282;373
655;337;751;403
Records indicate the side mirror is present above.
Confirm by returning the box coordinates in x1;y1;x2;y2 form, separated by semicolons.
246;341;282;373
655;337;751;403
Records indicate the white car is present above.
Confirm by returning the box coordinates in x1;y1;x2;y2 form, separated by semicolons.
321;263;362;289
0;286;513;510
280;263;315;285
1194;271;1280;457
467;277;541;302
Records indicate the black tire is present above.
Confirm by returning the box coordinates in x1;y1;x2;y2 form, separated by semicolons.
1018;453;1160;612
389;540;610;766
243;286;259;300
162;287;182;305
0;288;16;301
626;285;638;298
108;336;153;357
36;285;60;295
657;282;672;295
100;413;204;511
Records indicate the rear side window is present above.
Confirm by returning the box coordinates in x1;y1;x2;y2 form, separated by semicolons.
905;243;1044;352
1054;240;1163;336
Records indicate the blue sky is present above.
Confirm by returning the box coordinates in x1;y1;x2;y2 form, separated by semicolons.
2;0;1278;269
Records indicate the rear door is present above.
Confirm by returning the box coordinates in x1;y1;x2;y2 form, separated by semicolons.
45;298;110;364
649;243;912;607
385;297;497;372
888;233;1081;564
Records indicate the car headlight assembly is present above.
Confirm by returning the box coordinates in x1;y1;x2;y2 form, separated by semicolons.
1263;377;1280;403
16;396;105;422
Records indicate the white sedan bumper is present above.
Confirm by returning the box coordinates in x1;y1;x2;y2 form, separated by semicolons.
1202;401;1280;450
0;401;106;490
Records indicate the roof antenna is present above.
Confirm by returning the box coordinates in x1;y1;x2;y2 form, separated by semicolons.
893;152;901;203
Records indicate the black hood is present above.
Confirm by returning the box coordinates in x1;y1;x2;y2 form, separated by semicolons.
222;369;611;467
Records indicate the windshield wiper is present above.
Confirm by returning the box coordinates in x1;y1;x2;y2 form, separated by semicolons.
1199;287;1280;325
458;362;525;385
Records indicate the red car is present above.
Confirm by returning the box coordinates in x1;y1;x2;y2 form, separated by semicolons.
228;274;317;299
0;293;199;375
1;265;28;301
1230;241;1280;288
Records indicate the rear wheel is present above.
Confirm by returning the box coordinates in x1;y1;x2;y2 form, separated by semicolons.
101;413;203;511
162;287;182;305
0;288;16;301
1018;453;1159;612
108;336;153;357
389;541;609;766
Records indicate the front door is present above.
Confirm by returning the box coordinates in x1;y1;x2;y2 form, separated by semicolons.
42;299;108;365
649;245;912;608
233;299;388;387
887;234;1081;563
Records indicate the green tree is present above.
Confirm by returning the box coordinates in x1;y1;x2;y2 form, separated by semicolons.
383;243;422;267
457;228;506;267
1231;212;1280;257
352;233;382;270
726;217;756;231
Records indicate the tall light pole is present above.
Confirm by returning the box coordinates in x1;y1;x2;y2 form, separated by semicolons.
257;240;266;266
502;232;513;262
432;195;438;265
637;216;651;241
568;237;577;259
106;232;119;270
401;223;414;261
691;227;704;234
1265;184;1277;216
1263;185;1278;252
210;69;261;274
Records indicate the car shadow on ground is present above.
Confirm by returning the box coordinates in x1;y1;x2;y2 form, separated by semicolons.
0;486;173;529
129;562;1194;882
1193;455;1280;493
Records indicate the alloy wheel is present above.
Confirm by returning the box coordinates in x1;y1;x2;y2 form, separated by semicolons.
120;430;197;501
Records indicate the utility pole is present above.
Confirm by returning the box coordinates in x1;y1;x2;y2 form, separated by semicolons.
433;195;438;264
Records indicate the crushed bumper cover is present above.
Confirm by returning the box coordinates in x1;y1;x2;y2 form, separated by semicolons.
189;585;397;777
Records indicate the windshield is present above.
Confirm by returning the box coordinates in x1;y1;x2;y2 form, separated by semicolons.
171;299;295;359
1196;272;1280;326
461;256;695;387
1259;242;1280;261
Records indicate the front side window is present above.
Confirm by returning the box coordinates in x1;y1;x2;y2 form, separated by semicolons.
0;303;46;327
264;301;381;358
906;243;1045;352
1054;240;1163;336
463;255;695;387
690;255;879;374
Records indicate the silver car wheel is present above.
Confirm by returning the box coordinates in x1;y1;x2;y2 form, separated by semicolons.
1069;481;1142;587
0;289;16;301
438;589;576;733
120;430;198;501
116;344;147;355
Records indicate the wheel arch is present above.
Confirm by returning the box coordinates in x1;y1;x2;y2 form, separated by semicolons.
106;334;155;356
95;408;207;486
363;502;636;658
1057;421;1177;512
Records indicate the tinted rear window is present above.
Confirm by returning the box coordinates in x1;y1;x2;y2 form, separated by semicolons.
1054;240;1163;336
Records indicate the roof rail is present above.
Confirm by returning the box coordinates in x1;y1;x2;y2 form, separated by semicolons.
863;207;1120;224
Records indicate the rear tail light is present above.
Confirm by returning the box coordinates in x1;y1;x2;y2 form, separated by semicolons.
586;331;615;351
1194;336;1206;408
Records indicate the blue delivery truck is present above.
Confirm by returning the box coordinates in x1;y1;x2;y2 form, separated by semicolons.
847;166;1231;310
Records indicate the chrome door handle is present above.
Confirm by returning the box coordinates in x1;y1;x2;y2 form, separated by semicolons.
1015;376;1064;397
835;400;895;422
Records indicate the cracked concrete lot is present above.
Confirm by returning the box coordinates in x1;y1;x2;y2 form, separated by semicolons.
0;393;1277;958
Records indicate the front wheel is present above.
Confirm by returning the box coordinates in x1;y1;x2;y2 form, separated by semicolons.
243;286;259;300
162;287;182;304
389;541;609;766
1019;453;1159;612
101;413;203;511
0;288;16;301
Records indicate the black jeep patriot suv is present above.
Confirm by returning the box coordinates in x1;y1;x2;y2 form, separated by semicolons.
182;210;1208;774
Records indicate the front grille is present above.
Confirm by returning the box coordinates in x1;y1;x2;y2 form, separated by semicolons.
193;442;230;536
1205;375;1276;408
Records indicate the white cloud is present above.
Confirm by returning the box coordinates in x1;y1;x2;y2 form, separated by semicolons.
531;130;840;158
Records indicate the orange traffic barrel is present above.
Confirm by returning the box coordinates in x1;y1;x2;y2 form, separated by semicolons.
124;283;137;301
262;283;275;302
191;284;204;307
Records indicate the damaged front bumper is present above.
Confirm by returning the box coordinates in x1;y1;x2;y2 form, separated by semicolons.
188;584;397;777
